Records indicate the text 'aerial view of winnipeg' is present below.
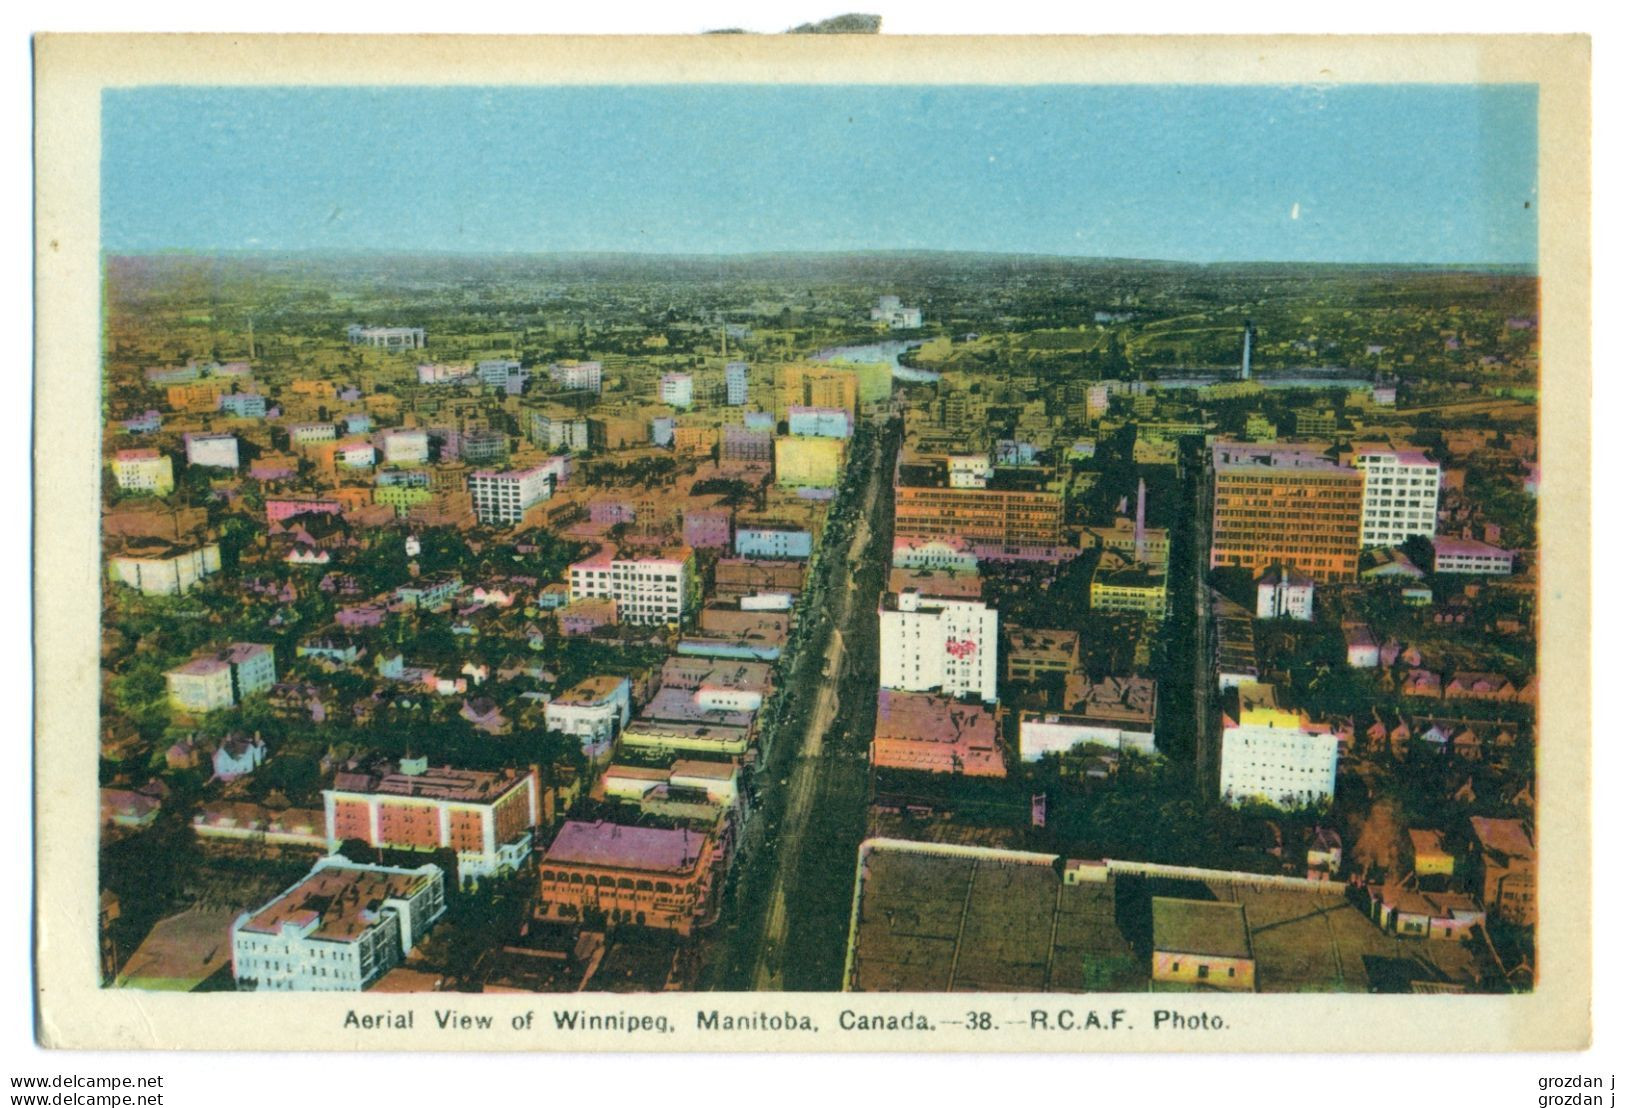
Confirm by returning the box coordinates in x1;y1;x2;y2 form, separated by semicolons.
95;84;1539;998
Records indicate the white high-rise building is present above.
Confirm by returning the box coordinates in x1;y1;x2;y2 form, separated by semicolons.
381;428;430;465
878;590;998;703
467;458;567;526
1350;446;1440;549
725;362;749;406
660;373;695;409
1219;682;1338;809
184;432;241;470
549;361;603;393
569;547;695;626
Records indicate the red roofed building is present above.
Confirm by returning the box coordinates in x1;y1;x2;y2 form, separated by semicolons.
1471;817;1536;925
871;688;1003;777
323;758;540;880
537;819;719;934
1443;672;1518;702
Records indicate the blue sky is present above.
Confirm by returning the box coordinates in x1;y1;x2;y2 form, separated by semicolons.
102;84;1537;264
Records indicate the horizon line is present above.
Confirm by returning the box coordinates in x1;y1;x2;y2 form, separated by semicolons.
102;247;1539;273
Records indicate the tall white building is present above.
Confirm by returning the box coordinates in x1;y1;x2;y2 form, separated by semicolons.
1255;564;1315;621
725;362;749;406
231;858;445;991
381;428;430;465
347;324;425;350
108;540;221;596
467;458;567;526
660;373;695;409
878;589;998;703
549;361;603;393
165;643;276;713
1350;446;1440;548
544;676;632;759
530;410;590;453
569;547;695;626
475;359;527;391
870;296;923;329
184;432;240;470
1219;682;1338;809
287;422;337;446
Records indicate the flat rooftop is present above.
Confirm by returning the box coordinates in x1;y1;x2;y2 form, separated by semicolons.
1006;626;1080;663
659;656;774;693
888;567;983;600
555;675;628;705
639;686;755;728
846;841;1482;994
331;763;528;804
168;643;269;677
1061;675;1157;724
239;863;437;944
543;820;707;875
1152;897;1251;960
875;689;995;746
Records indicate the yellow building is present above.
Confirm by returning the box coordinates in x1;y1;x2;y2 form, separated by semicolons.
672;425;721;457
777;364;858;419
825;359;893;407
111;449;175;497
1151;898;1256;991
1131;437;1179;466
374;484;434;516
1409;829;1455;878
774;435;845;488
1234;681;1304;729
1090;562;1168;619
619;721;752;758
166;379;232;413
1243;412;1278;442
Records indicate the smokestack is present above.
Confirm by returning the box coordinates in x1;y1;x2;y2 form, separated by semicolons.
1134;478;1148;564
1241;320;1254;381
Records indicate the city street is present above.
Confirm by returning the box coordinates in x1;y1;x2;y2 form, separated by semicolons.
749;418;893;990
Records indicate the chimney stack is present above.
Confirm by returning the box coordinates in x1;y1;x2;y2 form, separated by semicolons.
1134;478;1148;564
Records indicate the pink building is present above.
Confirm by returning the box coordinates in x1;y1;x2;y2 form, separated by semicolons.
720;425;774;465
266;496;342;524
589;497;636;525
683;507;733;550
336;603;388;630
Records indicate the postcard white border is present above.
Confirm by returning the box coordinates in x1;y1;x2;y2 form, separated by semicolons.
34;32;1591;1052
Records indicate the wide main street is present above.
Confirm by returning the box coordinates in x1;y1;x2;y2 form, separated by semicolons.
705;412;899;990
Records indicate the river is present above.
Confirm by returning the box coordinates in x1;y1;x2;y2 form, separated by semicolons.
812;340;936;383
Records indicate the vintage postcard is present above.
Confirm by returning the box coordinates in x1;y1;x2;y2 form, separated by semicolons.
34;33;1590;1052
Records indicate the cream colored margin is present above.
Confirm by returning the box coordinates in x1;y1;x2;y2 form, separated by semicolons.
33;33;1591;1052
